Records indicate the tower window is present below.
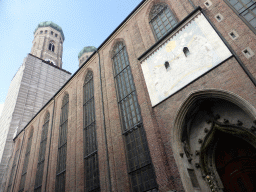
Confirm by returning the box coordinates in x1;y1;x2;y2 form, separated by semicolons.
40;31;43;34
55;34;58;37
51;31;53;35
149;3;177;40
183;47;190;57
48;42;55;52
45;30;47;34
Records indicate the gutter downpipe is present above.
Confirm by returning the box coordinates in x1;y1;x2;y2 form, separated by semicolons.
188;0;196;9
97;50;112;192
44;99;56;192
11;129;26;192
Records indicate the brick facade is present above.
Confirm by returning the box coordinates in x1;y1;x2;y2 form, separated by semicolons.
3;0;256;191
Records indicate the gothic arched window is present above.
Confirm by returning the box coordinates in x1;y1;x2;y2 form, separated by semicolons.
49;42;55;52
225;0;256;32
149;3;177;40
19;128;34;192
112;41;158;191
56;94;69;192
83;71;100;192
6;141;20;192
34;112;50;192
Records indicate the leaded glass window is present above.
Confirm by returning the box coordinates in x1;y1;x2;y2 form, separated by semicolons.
112;42;158;191
6;146;20;192
34;112;50;192
226;0;256;31
83;71;100;192
19;128;34;192
56;94;69;192
149;3;177;40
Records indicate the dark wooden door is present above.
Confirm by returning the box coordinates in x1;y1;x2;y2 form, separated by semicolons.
215;134;256;192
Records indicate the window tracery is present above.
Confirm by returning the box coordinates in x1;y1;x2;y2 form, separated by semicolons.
112;41;158;191
56;94;69;192
225;0;256;32
83;71;100;192
149;3;177;40
34;112;50;192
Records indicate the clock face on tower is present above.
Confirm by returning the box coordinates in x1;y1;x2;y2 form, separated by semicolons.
141;13;232;106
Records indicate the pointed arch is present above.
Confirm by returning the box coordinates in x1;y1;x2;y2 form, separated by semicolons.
172;89;256;191
19;126;34;192
48;41;55;52
56;93;69;191
148;2;177;40
34;111;50;191
83;70;100;191
111;41;158;191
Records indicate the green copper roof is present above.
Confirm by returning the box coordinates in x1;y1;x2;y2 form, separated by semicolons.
78;46;97;59
34;21;65;41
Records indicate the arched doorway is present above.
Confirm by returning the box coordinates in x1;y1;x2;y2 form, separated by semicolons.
172;89;256;192
215;133;256;192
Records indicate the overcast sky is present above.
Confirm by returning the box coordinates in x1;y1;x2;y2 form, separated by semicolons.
0;0;142;106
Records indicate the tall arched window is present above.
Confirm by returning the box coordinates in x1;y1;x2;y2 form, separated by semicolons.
149;3;177;40
112;42;158;191
56;94;69;192
19;128;34;192
49;42;55;52
225;0;256;32
83;71;100;192
34;112;50;192
6;141;20;192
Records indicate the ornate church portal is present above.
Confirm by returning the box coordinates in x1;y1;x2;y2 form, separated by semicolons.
173;91;256;192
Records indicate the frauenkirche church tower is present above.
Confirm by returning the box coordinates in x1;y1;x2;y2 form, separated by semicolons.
0;21;71;191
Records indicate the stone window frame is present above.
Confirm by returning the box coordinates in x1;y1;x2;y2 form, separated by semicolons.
48;42;55;52
83;70;100;192
224;0;256;35
149;2;178;41
55;93;69;192
111;41;158;191
18;127;34;192
34;112;50;192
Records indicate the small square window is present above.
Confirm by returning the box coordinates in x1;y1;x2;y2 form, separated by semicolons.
55;34;58;37
40;31;43;34
242;47;254;59
204;0;212;8
51;31;53;35
228;30;239;40
215;13;224;22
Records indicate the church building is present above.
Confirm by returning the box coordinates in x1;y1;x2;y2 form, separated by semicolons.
3;0;256;191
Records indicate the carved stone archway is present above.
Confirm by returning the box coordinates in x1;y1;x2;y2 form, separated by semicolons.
172;89;256;192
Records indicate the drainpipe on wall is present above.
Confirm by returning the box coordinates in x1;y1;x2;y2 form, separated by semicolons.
188;0;196;9
97;50;112;192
